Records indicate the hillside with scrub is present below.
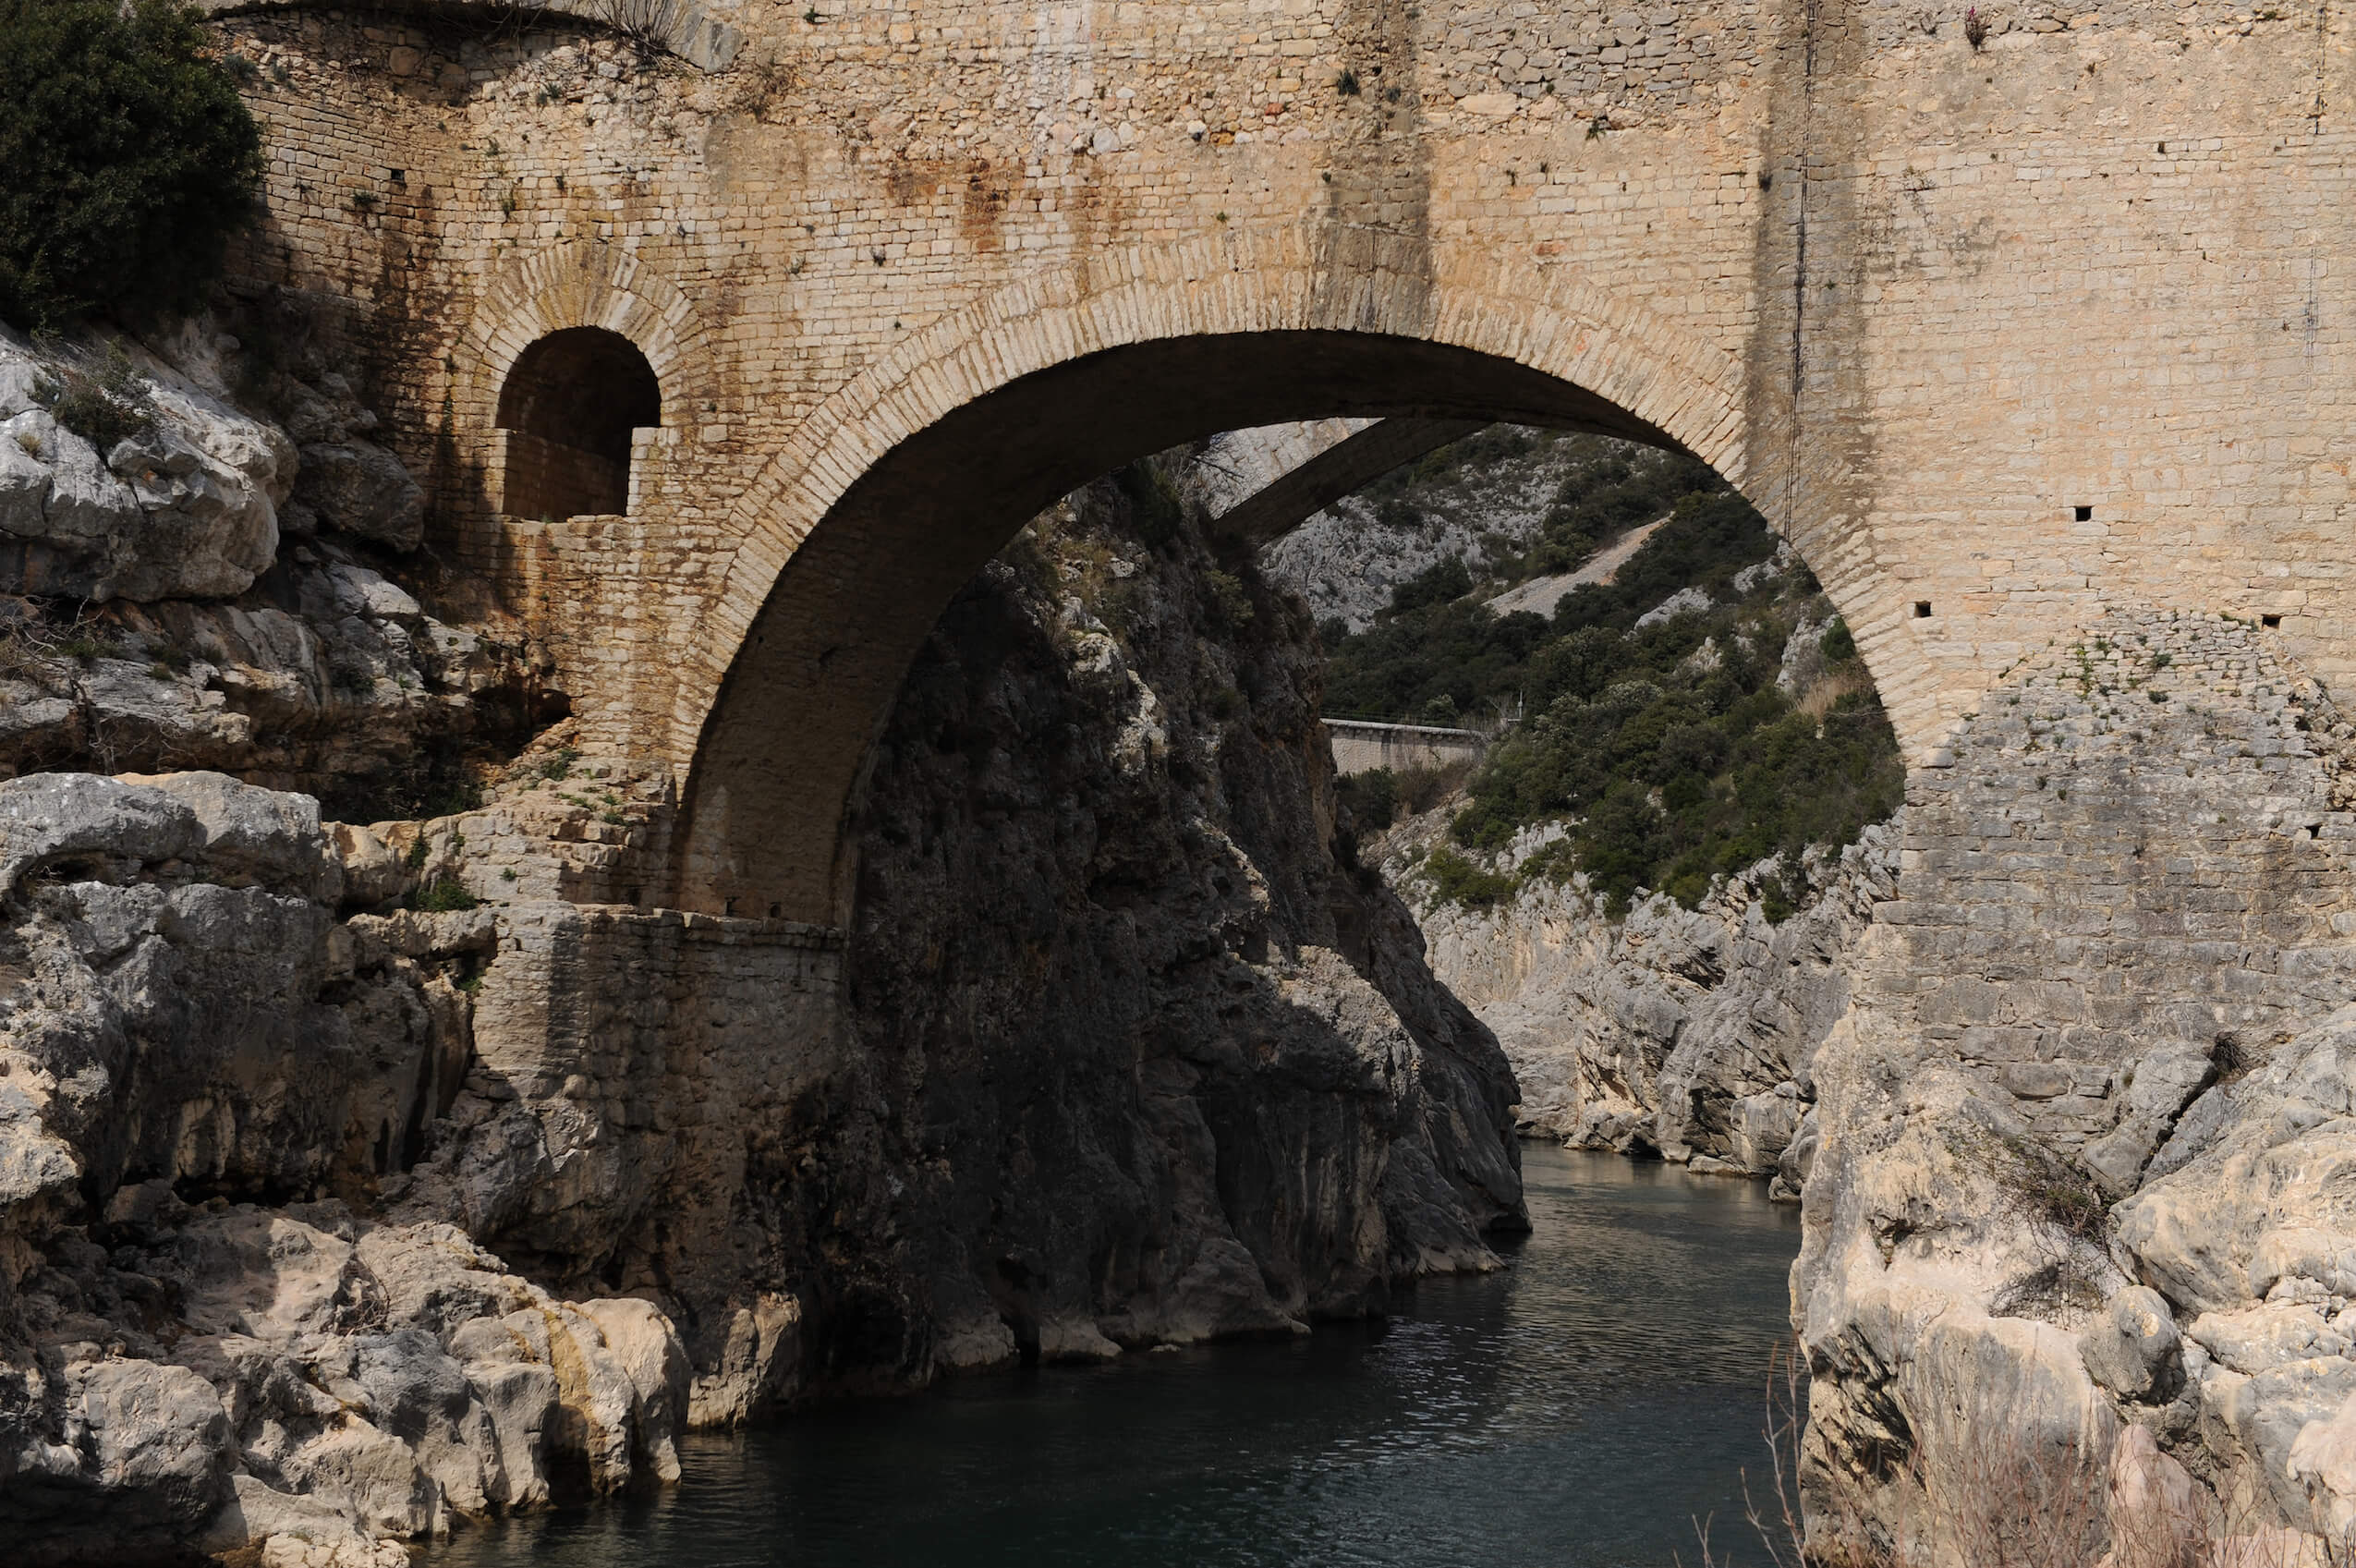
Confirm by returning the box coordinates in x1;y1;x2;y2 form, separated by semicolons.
1290;432;1904;920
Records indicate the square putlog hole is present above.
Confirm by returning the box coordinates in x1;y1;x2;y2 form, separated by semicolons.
2073;504;2094;521
1913;602;1934;619
2263;614;2283;629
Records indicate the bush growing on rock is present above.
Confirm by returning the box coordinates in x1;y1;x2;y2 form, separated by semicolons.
1324;463;1904;916
1336;767;1397;832
32;341;155;449
1419;844;1516;908
0;0;263;327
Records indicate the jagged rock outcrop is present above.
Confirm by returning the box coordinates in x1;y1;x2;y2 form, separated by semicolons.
0;453;1526;1559
1795;614;2356;1559
832;480;1526;1364
1257;427;1590;631
0;331;294;603
0;548;539;819
0;326;541;816
0;772;686;1566
1380;812;1894;1189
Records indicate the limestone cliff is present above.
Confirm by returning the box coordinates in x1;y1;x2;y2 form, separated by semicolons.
833;477;1526;1365
1792;614;2356;1560
0;382;1524;1562
1377;807;1893;1190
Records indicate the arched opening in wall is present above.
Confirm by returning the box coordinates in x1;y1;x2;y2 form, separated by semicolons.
674;331;1900;929
494;326;662;520
659;331;1892;1472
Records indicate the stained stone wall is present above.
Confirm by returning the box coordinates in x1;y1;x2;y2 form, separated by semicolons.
1867;612;2356;1189
204;0;2356;916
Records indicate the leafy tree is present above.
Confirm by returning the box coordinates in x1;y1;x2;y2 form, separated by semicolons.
0;0;263;328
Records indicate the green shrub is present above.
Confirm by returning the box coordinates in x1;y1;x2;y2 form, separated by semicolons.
407;876;480;913
35;344;154;450
1520;442;1718;579
1421;845;1515;908
1111;460;1185;548
1818;616;1857;664
1202;567;1255;629
1337;768;1396;832
49;626;121;662
0;0;264;328
1389;556;1471;614
1394;760;1472;816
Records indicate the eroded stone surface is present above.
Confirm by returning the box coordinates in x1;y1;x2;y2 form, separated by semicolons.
0;773;683;1564
1796;614;2356;1554
1388;811;1891;1185
0;332;292;603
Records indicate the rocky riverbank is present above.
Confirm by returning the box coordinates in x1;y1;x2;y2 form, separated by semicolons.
0;332;1524;1564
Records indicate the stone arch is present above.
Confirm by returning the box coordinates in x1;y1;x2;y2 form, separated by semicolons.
664;233;1894;924
453;238;714;452
494;326;662;519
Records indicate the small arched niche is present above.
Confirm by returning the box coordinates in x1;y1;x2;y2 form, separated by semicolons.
494;326;662;519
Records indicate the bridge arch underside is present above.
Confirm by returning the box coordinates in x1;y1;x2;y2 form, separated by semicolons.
674;328;1825;925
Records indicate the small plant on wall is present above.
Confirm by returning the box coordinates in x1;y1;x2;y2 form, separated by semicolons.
1964;6;1989;48
584;0;688;62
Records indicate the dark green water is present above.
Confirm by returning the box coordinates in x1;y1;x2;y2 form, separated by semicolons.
433;1144;1803;1568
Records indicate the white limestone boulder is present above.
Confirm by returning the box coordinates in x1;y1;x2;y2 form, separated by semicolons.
0;332;293;601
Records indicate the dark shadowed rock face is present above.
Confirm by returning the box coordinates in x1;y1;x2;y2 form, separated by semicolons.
836;474;1526;1367
0;462;1524;1563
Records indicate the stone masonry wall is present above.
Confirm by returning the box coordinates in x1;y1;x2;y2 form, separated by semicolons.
200;0;2356;837
1793;611;2356;1548
1869;611;2356;1189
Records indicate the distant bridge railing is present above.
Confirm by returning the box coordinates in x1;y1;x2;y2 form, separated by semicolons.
1323;719;1492;778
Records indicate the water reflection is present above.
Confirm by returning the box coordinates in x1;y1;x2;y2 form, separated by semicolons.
432;1146;1801;1568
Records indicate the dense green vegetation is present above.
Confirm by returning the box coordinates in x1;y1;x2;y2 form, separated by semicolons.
0;0;263;328
1323;440;1904;918
1334;760;1470;835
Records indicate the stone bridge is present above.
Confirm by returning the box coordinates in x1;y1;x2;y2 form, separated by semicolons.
1325;720;1492;777
213;0;2354;926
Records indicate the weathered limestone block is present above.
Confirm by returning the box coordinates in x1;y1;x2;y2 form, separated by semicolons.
2079;1286;2183;1404
3;1204;691;1561
293;441;424;553
1801;614;2356;1550
685;1292;801;1426
0;333;292;602
205;1473;415;1568
573;1298;689;1484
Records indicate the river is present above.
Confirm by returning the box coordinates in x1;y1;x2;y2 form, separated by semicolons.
432;1144;1803;1568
